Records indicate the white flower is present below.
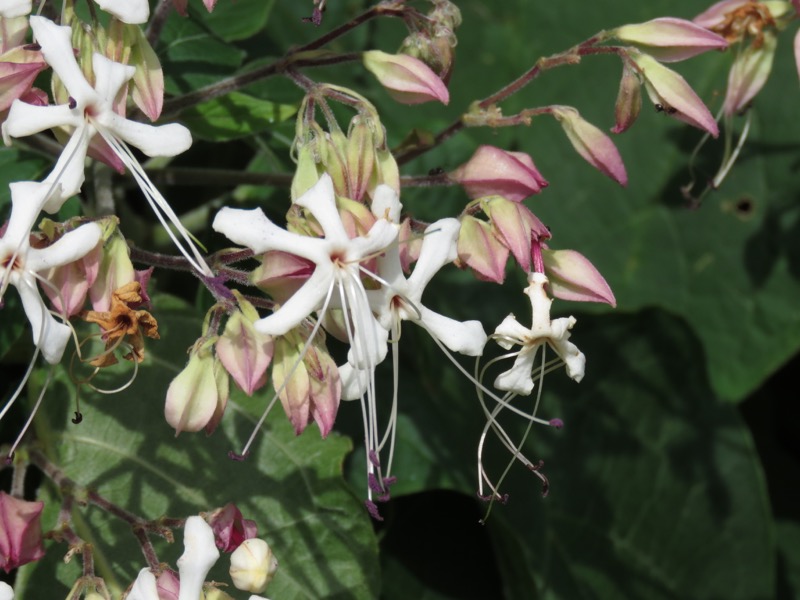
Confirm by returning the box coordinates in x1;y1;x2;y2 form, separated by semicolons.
128;516;220;600
95;0;149;24
2;17;209;275
493;272;585;395
213;174;396;367
0;181;101;364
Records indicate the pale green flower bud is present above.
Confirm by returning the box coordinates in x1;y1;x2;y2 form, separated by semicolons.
229;538;278;594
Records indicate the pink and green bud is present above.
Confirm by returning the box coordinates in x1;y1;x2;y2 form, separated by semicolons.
272;329;341;437
130;25;165;121
207;503;258;553
626;50;719;136
156;569;179;600
251;250;314;305
229;538;278;594
363;50;450;105
450;145;548;202
613;17;728;62
0;46;46;112
483;196;549;272
0;491;45;573
456;214;509;283
89;220;135;313
542;248;616;306
216;293;274;396
164;343;229;435
338;196;377;239
551;106;628;186
612;64;642;134
369;146;401;198
398;217;423;272
290;142;322;201
344;117;376;201
722;30;777;115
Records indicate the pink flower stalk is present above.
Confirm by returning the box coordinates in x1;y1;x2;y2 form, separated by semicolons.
551;106;628;186
457;215;509;284
363;50;450;105
542;248;616;306
207;503;258;553
450;145;548;202
613;17;729;62
626;50;720;136
0;491;45;573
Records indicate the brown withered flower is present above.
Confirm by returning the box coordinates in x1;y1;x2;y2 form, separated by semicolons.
81;281;159;367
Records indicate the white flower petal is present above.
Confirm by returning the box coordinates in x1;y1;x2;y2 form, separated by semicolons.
177;516;220;600
29;17;95;103
17;276;71;364
493;314;530;348
4;181;48;247
417;305;486;356
27;223;101;272
126;568;159;600
4;102;81;140
406;218;459;295
338;362;369;400
95;0;150;24
493;348;537;395
370;183;402;222
92;53;135;104
345;311;388;368
40;124;92;210
254;265;334;336
347;218;397;262
104;112;191;157
294;174;349;243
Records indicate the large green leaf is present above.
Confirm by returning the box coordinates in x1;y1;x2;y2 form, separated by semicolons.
371;308;773;598
201;0;277;42
181;91;297;141
14;295;379;599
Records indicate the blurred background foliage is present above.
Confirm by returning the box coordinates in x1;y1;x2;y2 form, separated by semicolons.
2;0;799;598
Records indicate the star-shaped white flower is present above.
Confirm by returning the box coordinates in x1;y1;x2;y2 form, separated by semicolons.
493;272;585;395
2;17;209;274
213;173;397;367
0;181;101;365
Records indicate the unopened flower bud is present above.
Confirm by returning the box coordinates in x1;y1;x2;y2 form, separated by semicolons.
627;50;719;135
129;26;165;121
164;343;229;435
551;106;628;186
216;293;274;397
89;220;135;313
483;196;549;272
155;568;179;600
208;503;258;553
0;491;44;572
345;117;376;201
251;251;314;305
363;50;449;105
369;147;400;197
398;217;423;272
722;31;777;116
542;248;616;306
450;145;548;202
0;46;46;112
229;539;278;594
612;64;642;134
290;142;322;201
613;17;728;62
456;215;509;283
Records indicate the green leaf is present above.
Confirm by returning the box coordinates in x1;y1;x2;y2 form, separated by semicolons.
374;308;773;598
14;295;379;599
159;16;245;95
181;92;298;141
202;0;277;42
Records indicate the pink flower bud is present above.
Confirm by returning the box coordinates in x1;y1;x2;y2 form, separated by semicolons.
612;64;642;134
165;346;229;435
216;295;274;397
156;569;179;600
338;196;377;239
483;196;549;272
207;503;258;553
551;106;628;186
722;31;776;116
456;215;509;283
0;491;45;573
627;50;719;135
363;50;449;105
0;48;47;112
130;26;165;121
398;217;423;272
450;145;548;202
542;249;616;306
251;250;314;305
344;118;376;202
613;17;728;62
693;0;750;28
89;223;135;313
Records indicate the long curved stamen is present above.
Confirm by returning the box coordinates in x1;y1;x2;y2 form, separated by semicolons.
377;317;401;477
97;127;212;276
